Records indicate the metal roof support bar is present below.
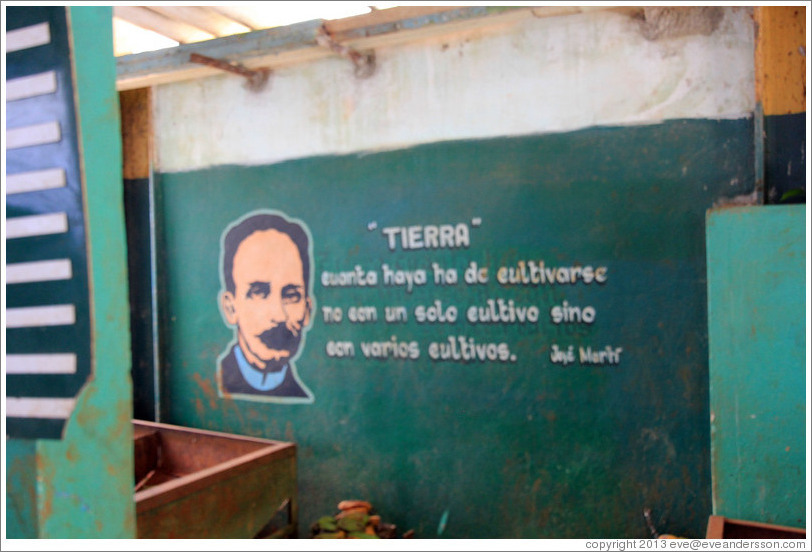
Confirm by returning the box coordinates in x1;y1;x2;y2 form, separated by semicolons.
315;25;375;78
188;52;270;92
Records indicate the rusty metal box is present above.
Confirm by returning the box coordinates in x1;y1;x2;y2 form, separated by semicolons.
705;516;806;539
133;420;297;538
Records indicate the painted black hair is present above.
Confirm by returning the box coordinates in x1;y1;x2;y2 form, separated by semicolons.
222;212;310;295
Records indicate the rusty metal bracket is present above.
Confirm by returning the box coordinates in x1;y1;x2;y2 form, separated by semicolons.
316;25;375;79
189;53;271;92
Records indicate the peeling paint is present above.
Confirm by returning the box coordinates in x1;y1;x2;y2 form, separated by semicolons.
637;7;724;41
195;397;205;418
6;442;40;537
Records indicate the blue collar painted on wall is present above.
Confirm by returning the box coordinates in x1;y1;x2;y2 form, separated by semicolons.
234;345;288;391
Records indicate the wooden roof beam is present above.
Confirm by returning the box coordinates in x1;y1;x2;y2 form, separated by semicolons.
144;6;252;38
113;6;214;44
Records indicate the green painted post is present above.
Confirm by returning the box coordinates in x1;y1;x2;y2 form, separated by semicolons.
4;6;133;538
707;205;806;528
35;7;134;538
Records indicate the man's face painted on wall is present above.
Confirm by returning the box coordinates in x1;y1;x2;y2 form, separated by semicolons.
220;229;312;372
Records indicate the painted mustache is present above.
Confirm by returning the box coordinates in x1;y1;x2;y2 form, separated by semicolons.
258;324;300;352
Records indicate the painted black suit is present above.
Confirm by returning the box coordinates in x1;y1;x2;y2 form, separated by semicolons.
218;344;311;399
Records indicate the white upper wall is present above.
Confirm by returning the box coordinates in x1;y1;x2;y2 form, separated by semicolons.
153;7;755;173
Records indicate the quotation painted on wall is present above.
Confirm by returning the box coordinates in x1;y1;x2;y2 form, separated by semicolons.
149;6;757;538
156;117;755;537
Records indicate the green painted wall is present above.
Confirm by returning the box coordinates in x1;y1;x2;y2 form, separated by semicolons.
707;205;806;528
154;118;754;538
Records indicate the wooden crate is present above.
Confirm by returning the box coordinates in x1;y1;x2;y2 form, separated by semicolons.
706;515;806;539
134;420;297;538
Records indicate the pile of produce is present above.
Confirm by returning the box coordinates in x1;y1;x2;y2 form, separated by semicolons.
310;500;414;539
